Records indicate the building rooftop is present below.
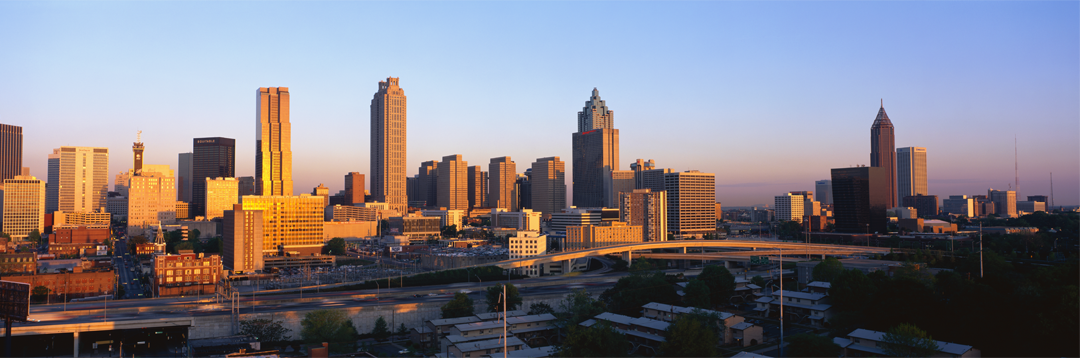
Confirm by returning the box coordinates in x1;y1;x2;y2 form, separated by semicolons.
444;333;502;345
846;328;974;356
806;281;832;289
497;345;555;358
476;310;528;321
730;322;755;331
430;316;480;327
776;291;827;302
641;302;736;319
732;351;772;358
629;317;671;332
451;336;525;352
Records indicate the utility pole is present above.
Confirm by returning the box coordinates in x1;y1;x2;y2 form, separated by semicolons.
778;246;784;358
979;221;984;278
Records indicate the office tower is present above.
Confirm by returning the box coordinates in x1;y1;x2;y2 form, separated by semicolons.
205;177;239;220
902;195;938;218
370;77;407;213
46;147;109;214
566;221;643;251
620;189;667;242
177;152;193;204
437;155;468;210
831;166;889;234
237;176;256;197
421;209;466;230
114;171;130;197
2;175;45;239
897;147;928;202
517;171;532;211
256;87;293;196
531;157;566;217
345;172;365;205
942;195;975;218
0;124;22;183
631;159;655;189
106;194;127;220
605;170;635;208
988;189;1017;218
241;194;324;256
508;231;547;276
1027;195;1049;203
417;160;439;208
406;175;422;208
127;164;176;231
870;102;897;209
775;192;806;223
664;170;716;237
572;88;619;208
804;198;821;218
467;166;487;210
491;209;542;231
175;201;189;220
311;184;329;208
489;156;518;211
223;204;264;273
815;180;833;205
192;137;236;217
639;168;672;192
1016;201;1046;214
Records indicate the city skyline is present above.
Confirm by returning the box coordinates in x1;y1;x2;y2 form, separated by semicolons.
2;1;1076;207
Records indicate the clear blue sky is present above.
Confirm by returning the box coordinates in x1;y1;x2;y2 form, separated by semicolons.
2;1;1077;207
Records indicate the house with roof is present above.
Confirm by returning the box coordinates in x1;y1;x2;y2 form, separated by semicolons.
833;328;981;358
449;314;558;348
806;281;830;295
495;345;556;358
579;312;670;356
730;321;764;347
640;302;748;344
755;290;833;327
447;336;526;358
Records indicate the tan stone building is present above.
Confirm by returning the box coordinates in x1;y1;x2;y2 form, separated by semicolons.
325;204;378;222
665;170;716;237
437;155;468;210
256;87;293;196
50;211;111;226
205;177;239;220
345;172;365;204
241;194;324;256
488;156;517;211
530;156;566;217
620;189;667;243
47;147;109;214
223;204;263;274
311;183;329;208
174;201;189;220
153;251;221;297
509;230;547;276
2;174;45;240
127;164;177;232
565;221;643;251
775;192;805;223
370;77;408;213
492;208;542;232
467;165;487;210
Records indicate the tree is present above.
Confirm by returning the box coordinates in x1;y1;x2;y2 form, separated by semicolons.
557;322;630;357
239;318;292;342
558;289;607;328
189;229;201;242
31;286;50;302
441;292;475;318
697;265;736;306
830;269;876;312
116;286;126;299
301;309;359;353
879;323;941;358
812;257;844;283
683;279;711;308
325;237;347;255
599;271;679;316
396;323;408;336
485;283;522;312
659;315;717;357
371;316;390;340
27;229;42;247
786;333;842;357
751;275;768;288
528;302;555;315
440;225;458;239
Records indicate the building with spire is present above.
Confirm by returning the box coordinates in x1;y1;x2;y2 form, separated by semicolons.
572;88;620;208
370;77;408;213
256;87;293;196
870;101;897;209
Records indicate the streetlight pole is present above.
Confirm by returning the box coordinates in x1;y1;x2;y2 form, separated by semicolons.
778;246;784;357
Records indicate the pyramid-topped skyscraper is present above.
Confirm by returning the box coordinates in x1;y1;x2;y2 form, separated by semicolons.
870;100;897;209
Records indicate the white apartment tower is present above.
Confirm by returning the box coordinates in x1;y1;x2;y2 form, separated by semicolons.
46;147;109;214
897;147;928;200
775;192;805;223
2;175;45;239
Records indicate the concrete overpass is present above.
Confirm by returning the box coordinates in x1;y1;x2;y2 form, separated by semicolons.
488;240;891;269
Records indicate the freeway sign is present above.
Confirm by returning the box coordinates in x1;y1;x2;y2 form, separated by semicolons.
0;280;30;322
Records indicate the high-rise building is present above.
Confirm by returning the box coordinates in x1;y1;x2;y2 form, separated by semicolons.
223;204;264;274
46;147;109;214
902;195;938;218
831;166;889;234
517;171;532;211
177;152;193;204
566;221;643;251
127;164;177;231
0;124;22;183
897;147;927;201
988;189;1017;218
530;157;566;217
619;189;667;243
489;157;517;211
370;77;407;213
467;166;487;210
638;168;672;193
775;193;806;223
942;195;975;218
491;209;542;232
508;231;547;276
256;87;293;196
175;201;189;220
870;102;897;209
114;171;130;197
417;160;439;208
665;170;716;237
1027;195;1049;203
437;155;469;210
192;137;235;217
345;172;365;205
311;183;329;208
572;88;619;208
241;194;324;256
205;177;239;220
406;175;423;208
2;175;45;239
605;170;635;208
237;176;256;197
630;159;656;189
815;180;833;205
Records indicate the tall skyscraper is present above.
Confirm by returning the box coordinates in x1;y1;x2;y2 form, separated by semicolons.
417;160;439;208
620;189;667;243
831;166;889;234
238;176;256;197
46;147;109;214
128;164;176;231
815;180;833;205
0;124;22;183
370;77;407;213
241;194;324;256
177;152;193;204
897;147;928;201
192;137;235;217
437;155;468;210
516;172;531;211
467;166;487;210
572;89;619;208
345;172;365;205
630;159;656;189
223;204;264;274
605;170;635;208
205;177;239;220
870;101;897;209
775;192;806;223
2;175;45;240
489;156;517;211
256;87;293;196
664;170;716;237
531;157;566;217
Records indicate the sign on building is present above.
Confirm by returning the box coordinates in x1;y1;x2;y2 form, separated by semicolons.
0;280;31;322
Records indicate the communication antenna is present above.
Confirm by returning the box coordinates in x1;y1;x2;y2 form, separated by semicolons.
1014;136;1019;198
137;130;142;143
1050;172;1054;211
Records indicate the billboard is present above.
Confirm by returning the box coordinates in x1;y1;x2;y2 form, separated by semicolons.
0;280;31;322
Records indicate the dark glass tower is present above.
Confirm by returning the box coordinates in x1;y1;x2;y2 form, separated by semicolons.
0;124;23;183
870;101;897;209
192;137;236;217
831;166;889;234
572;88;619;207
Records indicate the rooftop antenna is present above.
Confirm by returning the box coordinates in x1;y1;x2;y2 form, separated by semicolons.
1015;135;1019;198
137;130;142;143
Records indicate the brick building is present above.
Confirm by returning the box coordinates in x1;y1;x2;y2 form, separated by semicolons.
2;269;116;301
152;251;222;297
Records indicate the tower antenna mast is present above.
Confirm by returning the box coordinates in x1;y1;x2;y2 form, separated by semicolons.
1015;136;1019;198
